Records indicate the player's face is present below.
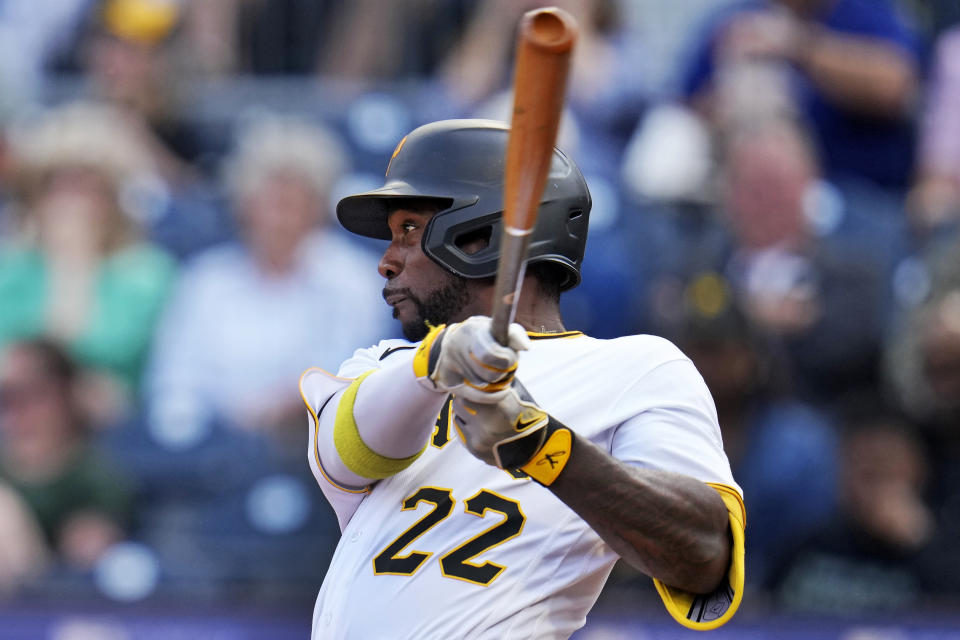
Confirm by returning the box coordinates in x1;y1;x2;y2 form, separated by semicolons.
379;208;490;341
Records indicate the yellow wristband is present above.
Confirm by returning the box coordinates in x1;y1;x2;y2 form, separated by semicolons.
519;424;573;486
412;323;446;380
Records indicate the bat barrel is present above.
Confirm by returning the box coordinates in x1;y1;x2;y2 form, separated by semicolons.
491;6;578;346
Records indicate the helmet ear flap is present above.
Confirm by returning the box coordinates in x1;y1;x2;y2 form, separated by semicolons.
422;208;503;279
452;224;493;256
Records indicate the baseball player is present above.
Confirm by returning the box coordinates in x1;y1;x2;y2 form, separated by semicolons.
300;120;745;639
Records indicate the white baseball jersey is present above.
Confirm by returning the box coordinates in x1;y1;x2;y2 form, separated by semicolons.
300;331;745;639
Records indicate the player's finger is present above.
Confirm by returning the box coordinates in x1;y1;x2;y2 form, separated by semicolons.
506;322;531;352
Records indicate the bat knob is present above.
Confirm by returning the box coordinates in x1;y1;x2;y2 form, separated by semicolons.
522;7;578;54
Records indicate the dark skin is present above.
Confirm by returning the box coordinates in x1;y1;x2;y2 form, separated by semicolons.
379;208;732;594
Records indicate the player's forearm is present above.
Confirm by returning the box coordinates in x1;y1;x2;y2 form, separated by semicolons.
312;353;449;488
351;352;449;458
549;434;731;594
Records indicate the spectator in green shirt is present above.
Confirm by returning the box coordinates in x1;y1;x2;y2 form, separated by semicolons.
0;338;134;572
0;101;176;420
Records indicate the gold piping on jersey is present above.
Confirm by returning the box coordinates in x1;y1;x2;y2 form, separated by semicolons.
653;482;746;631
504;467;530;481
334;370;427;479
526;330;584;340
299;367;369;495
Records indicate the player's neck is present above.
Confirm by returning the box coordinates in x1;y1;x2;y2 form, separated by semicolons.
510;272;565;333
513;296;565;334
460;273;565;333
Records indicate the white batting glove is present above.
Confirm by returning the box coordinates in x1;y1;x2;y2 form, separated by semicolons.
451;381;574;486
413;316;530;402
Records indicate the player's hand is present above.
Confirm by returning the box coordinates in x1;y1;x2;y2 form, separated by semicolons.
413;316;530;401
452;380;550;468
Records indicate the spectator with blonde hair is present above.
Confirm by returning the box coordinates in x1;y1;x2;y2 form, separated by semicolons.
146;114;388;444
0;101;177;420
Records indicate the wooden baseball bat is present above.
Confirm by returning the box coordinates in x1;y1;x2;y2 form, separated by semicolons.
490;6;578;346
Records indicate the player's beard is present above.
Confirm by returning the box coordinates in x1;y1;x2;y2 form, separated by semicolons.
393;275;470;342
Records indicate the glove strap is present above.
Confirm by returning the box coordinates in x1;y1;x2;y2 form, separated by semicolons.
518;417;573;487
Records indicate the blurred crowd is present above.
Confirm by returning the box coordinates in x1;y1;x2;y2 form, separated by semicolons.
1;0;960;622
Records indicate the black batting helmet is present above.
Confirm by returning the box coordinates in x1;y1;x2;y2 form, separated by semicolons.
336;119;591;290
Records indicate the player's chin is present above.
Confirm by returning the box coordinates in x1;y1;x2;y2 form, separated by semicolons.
391;300;414;326
400;316;430;342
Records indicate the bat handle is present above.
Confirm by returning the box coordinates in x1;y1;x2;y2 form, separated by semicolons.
490;228;533;346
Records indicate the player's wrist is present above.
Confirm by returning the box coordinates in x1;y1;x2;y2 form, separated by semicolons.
413;323;449;393
515;417;574;487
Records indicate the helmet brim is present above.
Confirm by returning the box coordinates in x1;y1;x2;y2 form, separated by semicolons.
336;184;454;240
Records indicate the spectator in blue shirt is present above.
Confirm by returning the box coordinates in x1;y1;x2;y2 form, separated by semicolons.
680;0;920;190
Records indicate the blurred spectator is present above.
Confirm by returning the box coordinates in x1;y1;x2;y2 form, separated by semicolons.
0;101;177;420
436;0;647;132
630;116;901;401
902;0;960;40
0;0;90;117
668;286;838;587
66;0;235;258
317;0;466;81
724;119;905;399
0;121;14;240
884;230;960;590
680;0;920;191
892;230;960;607
908;26;960;237
768;405;939;614
146;114;388;445
885;229;960;428
80;0;206;174
0;339;134;573
439;0;646;134
177;0;465;80
161;0;239;79
0;482;49;596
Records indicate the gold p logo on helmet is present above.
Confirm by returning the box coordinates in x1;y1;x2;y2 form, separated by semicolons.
386;135;408;176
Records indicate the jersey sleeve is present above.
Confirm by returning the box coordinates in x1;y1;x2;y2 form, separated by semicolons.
608;356;745;630
609;358;735;485
301;339;440;529
298;340;405;528
335;340;406;377
300;366;369;530
653;484;746;630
